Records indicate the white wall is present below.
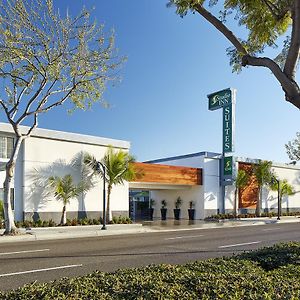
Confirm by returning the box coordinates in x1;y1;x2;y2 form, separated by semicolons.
22;135;129;218
264;164;300;210
150;186;204;219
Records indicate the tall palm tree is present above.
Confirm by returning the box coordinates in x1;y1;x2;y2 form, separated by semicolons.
233;169;249;217
270;178;295;215
48;174;88;225
252;160;273;217
84;147;139;222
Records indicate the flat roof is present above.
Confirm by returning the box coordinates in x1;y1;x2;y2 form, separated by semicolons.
144;151;221;163
0;122;130;149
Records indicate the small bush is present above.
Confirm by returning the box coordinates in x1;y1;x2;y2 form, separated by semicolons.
206;211;300;220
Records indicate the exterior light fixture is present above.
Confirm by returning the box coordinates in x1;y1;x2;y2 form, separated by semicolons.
96;161;107;230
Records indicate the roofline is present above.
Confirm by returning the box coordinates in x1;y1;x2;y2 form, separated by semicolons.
144;151;221;163
236;156;300;170
0;122;130;149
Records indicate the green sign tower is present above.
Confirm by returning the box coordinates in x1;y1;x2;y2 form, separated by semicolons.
207;88;236;213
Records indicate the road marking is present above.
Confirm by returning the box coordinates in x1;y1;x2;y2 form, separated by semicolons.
165;235;204;240
0;249;50;256
262;228;281;231
0;264;82;277
219;241;261;249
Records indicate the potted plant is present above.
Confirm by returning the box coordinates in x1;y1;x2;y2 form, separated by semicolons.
188;201;195;220
160;199;167;220
149;199;155;221
173;196;182;220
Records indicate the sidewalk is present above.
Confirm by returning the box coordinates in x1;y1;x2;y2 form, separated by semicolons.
1;216;299;243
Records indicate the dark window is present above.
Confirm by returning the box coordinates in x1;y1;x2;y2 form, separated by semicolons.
0;136;14;159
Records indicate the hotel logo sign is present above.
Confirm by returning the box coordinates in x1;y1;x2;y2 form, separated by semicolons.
207;88;235;154
208;88;232;111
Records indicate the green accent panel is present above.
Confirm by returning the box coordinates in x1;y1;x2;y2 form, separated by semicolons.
223;156;233;176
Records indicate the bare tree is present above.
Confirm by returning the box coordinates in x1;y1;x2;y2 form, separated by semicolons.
0;0;124;235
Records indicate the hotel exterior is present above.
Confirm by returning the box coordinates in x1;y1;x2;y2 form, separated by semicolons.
0;122;299;222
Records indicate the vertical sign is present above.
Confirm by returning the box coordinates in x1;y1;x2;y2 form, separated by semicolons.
208;88;235;154
207;88;236;184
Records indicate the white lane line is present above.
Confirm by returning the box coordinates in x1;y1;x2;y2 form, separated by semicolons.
165;235;204;240
0;249;50;256
262;228;281;231
0;264;82;277
219;241;261;249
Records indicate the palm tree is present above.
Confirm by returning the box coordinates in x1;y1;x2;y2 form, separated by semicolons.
48;174;88;225
252;160;273;217
233;169;249;217
84;147;139;222
270;178;295;215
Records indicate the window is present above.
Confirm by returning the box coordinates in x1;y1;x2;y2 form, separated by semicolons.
0;188;14;210
0;136;14;159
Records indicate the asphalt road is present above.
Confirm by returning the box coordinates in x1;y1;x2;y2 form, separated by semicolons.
0;222;300;291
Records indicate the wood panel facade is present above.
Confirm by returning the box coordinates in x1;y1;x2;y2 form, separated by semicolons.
238;162;259;209
131;162;202;186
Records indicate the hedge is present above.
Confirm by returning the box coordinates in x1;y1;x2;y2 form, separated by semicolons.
1;242;300;299
205;211;300;220
0;216;132;229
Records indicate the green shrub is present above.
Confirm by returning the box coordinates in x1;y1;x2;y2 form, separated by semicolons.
0;200;3;220
238;241;300;271
1;242;300;299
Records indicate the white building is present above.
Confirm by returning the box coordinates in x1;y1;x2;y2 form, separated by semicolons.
0;123;130;222
140;152;300;219
0;123;299;222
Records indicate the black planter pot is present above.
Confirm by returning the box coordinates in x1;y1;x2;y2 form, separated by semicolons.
161;208;167;220
148;208;154;221
173;208;181;220
188;209;195;220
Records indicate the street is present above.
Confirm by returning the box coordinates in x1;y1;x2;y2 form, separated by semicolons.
0;222;300;291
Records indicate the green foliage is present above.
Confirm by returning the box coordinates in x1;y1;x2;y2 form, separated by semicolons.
48;174;88;206
206;211;300;220
168;0;293;71
235;169;249;189
150;199;155;208
161;199;167;209
2;242;300;299
285;132;300;161
189;200;195;209
0;0;124;115
0;200;4;220
175;196;182;209
84;147;140;222
0;217;132;229
270;178;296;199
252;160;273;188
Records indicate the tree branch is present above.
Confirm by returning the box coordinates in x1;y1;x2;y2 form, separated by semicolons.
15;78;47;124
283;1;300;79
193;3;248;55
242;55;300;109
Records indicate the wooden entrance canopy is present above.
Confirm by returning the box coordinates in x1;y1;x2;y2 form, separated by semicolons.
130;162;202;186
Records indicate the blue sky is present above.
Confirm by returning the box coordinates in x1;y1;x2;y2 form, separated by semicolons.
37;0;299;163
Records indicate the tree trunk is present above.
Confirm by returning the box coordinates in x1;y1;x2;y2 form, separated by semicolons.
3;136;23;235
233;188;238;218
255;188;262;217
60;205;67;225
106;185;112;223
